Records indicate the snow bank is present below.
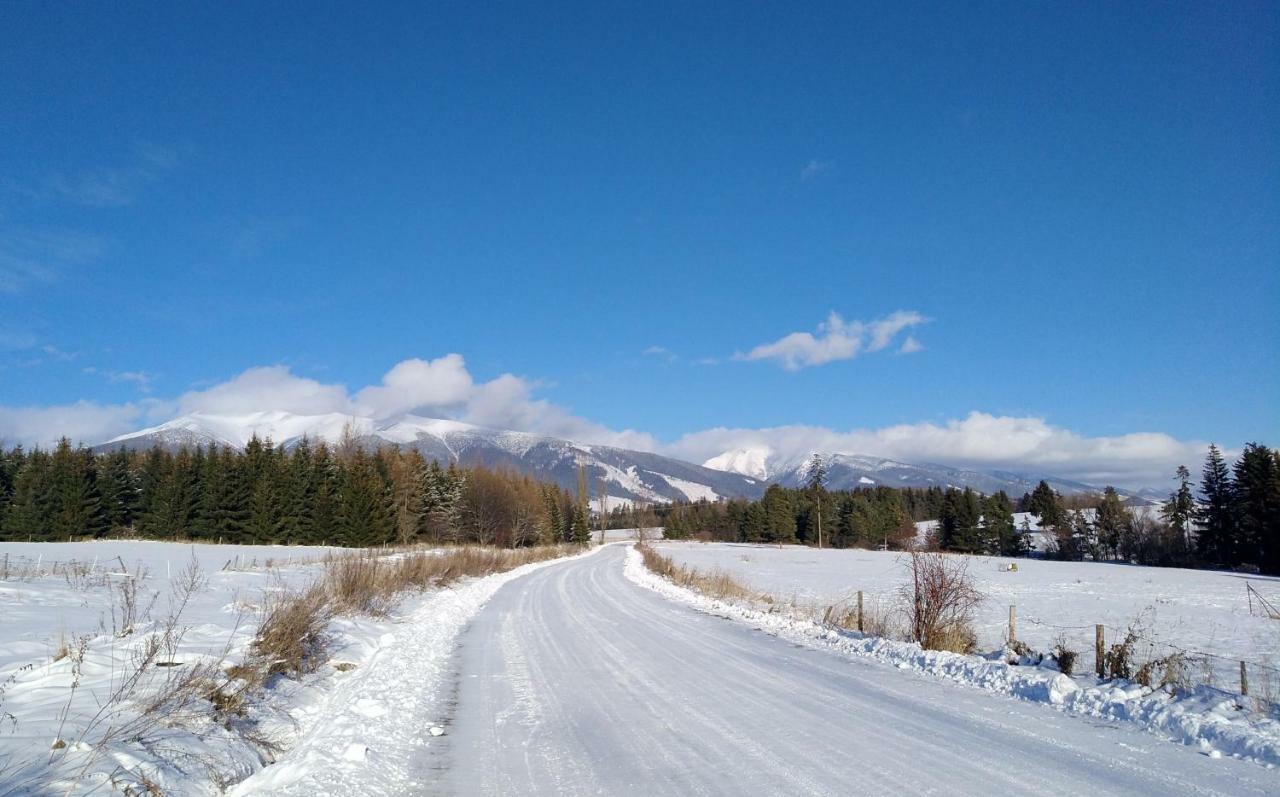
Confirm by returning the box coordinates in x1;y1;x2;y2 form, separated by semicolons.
656;542;1280;688
227;544;603;796
625;546;1280;767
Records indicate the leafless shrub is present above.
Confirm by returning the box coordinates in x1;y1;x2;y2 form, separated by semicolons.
900;552;983;654
1103;628;1141;680
1053;637;1079;676
1135;650;1195;691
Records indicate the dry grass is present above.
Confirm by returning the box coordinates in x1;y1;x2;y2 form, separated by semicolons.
637;544;762;603
236;544;577;688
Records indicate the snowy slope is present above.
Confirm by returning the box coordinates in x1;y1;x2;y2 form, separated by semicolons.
704;446;1134;496
95;412;761;505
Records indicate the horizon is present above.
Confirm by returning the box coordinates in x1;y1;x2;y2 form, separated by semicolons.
2;3;1276;489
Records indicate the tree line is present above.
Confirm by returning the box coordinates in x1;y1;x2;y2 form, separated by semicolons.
663;443;1280;574
1017;443;1279;573
0;437;596;547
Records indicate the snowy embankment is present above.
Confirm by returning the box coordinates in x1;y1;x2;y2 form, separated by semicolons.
1;541;343;794
0;541;592;795
229;544;601;796
626;545;1280;767
657;542;1279;687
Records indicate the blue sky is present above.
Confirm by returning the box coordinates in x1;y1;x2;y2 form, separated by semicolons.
1;2;1276;485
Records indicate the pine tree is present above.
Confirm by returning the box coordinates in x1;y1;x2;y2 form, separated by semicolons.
1095;487;1127;561
1233;443;1280;574
98;448;139;533
1160;465;1196;554
2;449;53;540
760;484;796;543
984;491;1022;556
335;450;393;547
1197;444;1235;564
1028;481;1063;528
49;439;106;539
568;503;591;545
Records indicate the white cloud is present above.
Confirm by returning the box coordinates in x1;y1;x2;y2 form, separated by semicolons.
0;355;1220;488
0;401;143;448
898;335;924;354
353;355;475;417
84;367;156;392
665;412;1215;488
739;311;928;370
800;159;835;180
174;366;351;417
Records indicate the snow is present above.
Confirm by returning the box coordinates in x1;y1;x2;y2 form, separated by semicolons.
632;545;1280;769
226;545;603;795
0;540;350;793
655;543;1280;686
702;446;772;480
0;540;590;795
658;473;721;503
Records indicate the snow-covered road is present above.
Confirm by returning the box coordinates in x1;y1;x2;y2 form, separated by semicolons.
429;545;1275;796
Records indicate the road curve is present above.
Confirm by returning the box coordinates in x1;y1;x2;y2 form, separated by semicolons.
423;545;1276;796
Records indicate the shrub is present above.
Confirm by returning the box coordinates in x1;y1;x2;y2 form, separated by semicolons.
1053;638;1078;676
900;552;983;654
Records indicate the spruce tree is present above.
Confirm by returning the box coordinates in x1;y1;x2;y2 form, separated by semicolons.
1094;487;1127;561
2;449;53;540
1197;444;1235;564
568;503;591;545
1160;465;1196;554
1233;443;1280;574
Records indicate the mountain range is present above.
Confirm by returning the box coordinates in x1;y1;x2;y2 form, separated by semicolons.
94;411;1133;505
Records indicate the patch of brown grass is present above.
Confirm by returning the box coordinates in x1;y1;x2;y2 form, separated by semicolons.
637;544;761;603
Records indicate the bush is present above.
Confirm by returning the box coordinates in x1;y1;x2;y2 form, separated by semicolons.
1053;639;1078;676
901;552;983;654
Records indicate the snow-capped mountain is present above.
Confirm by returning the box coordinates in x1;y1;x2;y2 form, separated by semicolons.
95;412;763;506
703;448;1128;497
95;411;1125;503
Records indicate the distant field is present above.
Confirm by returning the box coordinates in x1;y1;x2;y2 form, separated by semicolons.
655;541;1280;685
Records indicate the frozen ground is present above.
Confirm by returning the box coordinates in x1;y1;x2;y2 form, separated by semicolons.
656;542;1280;686
429;545;1276;795
0;540;412;794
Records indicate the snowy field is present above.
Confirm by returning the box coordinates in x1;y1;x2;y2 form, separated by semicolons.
0;540;404;794
656;542;1280;687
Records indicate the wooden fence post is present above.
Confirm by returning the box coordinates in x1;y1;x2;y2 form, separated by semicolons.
1095;625;1105;678
1008;605;1017;645
1241;661;1249;697
857;591;864;633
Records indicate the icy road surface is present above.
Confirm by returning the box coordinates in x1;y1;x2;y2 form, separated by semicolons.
431;545;1275;796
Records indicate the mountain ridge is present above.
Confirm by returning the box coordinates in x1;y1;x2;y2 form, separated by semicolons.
95;411;1133;503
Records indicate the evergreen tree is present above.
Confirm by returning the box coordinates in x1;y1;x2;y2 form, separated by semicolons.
1160;465;1196;553
335;450;393;547
568;503;591;545
1196;444;1235;564
760;484;796;543
1028;480;1063;527
984;491;1022;556
49;439;107;539
1094;487;1127;560
1233;443;1280;574
2;449;53;539
97;448;139;533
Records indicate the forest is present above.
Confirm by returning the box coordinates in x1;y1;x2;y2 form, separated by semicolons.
660;444;1280;574
0;436;595;547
